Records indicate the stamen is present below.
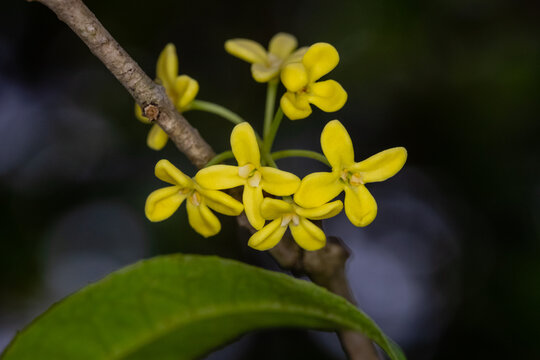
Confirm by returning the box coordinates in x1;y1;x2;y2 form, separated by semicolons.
350;173;364;186
238;164;255;178
190;192;201;206
247;171;261;187
291;215;300;226
340;170;349;182
281;214;292;227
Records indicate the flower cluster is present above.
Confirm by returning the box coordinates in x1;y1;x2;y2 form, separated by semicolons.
143;33;407;252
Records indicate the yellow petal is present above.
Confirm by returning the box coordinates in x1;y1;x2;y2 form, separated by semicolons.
294;200;343;220
174;75;199;110
195;165;244;190
156;43;178;88
307;80;347;112
280;92;312;120
294;171;343;208
147;124;169;151
302;42;340;82
290;217;326;251
251;62;280;83
280;63;309;92
135;103;151;124
321;120;355;169
282;47;308;67
349;147;407;183
260;167;300;196
145;185;186;222
269;32;297;59
225;39;268;64
197;187;244;216
155;159;193;187
260;198;293;220
248;219;287;251
231;122;260;167
243;185;265;230
186;200;221;238
343;184;377;227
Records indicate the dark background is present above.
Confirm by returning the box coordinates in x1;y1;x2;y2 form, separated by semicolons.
1;0;539;359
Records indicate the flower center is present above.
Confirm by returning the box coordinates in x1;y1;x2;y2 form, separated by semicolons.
188;191;201;206
340;169;364;186
281;213;300;227
238;163;262;188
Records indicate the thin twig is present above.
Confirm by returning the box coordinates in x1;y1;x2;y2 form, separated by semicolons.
30;0;379;358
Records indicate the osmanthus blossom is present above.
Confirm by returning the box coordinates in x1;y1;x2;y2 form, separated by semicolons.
135;43;199;150
225;32;308;83
248;198;343;251
145;159;243;238
294;120;407;227
280;43;347;120
196;123;301;230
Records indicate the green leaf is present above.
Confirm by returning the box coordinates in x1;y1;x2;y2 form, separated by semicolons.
2;254;405;360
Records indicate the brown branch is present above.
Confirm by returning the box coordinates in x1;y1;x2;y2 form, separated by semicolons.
31;0;379;358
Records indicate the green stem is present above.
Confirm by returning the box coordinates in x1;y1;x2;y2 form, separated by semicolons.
264;152;278;168
271;149;330;167
205;151;234;167
263;79;278;137
188;99;245;125
263;107;283;154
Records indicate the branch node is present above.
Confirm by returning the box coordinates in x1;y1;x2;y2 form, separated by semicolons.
143;104;159;121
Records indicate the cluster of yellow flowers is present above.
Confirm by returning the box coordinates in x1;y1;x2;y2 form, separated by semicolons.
140;33;407;252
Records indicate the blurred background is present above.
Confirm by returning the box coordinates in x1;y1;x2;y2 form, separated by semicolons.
1;0;539;358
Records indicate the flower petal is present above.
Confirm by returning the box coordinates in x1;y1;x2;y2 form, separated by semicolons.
294;200;343;220
243;185;265;230
155;159;193;187
251;62;280;83
156;43;178;88
145;185;186;222
225;39;268;64
248;219;287;251
290;218;326;251
302;43;339;82
280;62;309;92
135;103;151;124
280;92;312;120
321;120;355;169
349;147;407;183
174;75;199;110
195;165;244;190
231;122;260;167
343;184;377;227
147;124;169;151
260;198;294;220
282;47;308;67
294;171;343;208
307;80;347;112
269;33;297;59
186;200;221;238
197;187;243;216
260;167;300;196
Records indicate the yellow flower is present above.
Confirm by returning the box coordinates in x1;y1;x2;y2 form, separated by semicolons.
248;198;343;251
135;43;199;150
145;159;243;238
294;120;407;227
280;43;347;120
195;122;301;230
225;32;308;83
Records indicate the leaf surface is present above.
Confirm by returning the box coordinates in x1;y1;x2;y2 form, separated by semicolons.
2;254;405;360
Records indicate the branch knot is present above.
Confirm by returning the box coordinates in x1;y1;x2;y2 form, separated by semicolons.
143;104;159;121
